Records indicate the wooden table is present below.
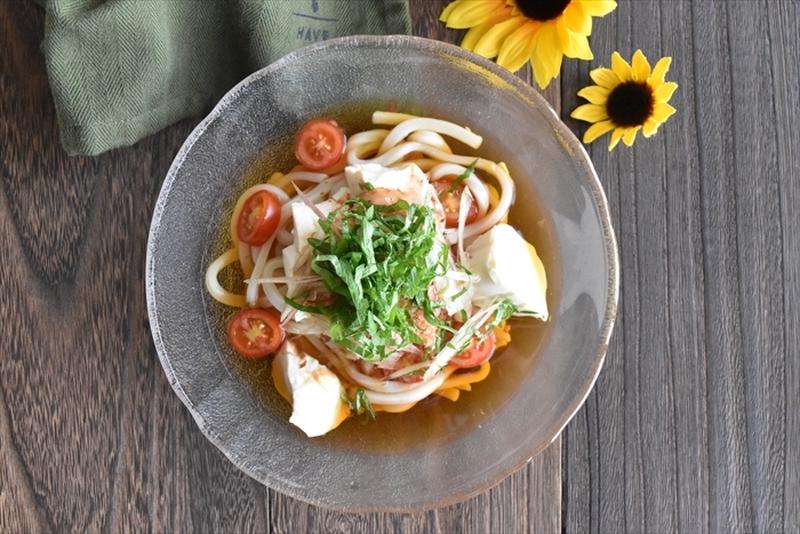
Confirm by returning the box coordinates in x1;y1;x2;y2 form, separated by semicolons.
2;0;797;532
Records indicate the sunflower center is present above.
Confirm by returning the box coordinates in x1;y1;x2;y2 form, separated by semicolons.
606;82;654;127
515;0;571;21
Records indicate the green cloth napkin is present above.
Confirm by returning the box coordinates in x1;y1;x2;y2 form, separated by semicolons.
40;0;411;155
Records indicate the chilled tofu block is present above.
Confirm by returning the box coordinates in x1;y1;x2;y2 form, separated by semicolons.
345;163;432;205
272;340;350;437
464;224;548;320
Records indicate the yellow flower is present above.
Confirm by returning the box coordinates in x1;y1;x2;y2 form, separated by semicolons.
571;50;678;150
440;0;617;88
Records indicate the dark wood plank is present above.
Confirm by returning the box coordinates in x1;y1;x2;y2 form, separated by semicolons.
766;4;800;533
0;1;270;533
727;2;789;532
562;0;798;533
561;2;646;532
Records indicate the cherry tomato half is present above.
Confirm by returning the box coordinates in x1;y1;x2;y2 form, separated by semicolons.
227;308;284;358
450;331;496;368
237;190;281;246
433;177;479;228
294;118;346;171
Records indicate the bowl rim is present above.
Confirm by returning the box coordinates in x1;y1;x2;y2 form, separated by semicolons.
145;34;620;512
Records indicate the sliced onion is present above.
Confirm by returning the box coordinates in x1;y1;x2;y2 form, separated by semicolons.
423;302;502;380
282;171;328;184
456;186;474;265
291;181;326;219
387;361;431;380
245;236;275;306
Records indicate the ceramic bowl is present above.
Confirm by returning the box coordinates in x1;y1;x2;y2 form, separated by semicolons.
146;35;618;511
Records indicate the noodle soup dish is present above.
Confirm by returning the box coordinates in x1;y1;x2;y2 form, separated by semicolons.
205;111;550;438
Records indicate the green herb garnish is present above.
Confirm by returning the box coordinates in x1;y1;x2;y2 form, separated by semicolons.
483;298;517;336
355;388;376;418
449;159;479;192
341;388;376;419
288;198;448;361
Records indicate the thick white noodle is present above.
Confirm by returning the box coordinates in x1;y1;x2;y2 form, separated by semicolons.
408;130;452;153
378;118;483;154
260;184;291;203
204;249;246;308
238;242;254;276
396;158;440;171
429;163;490;216
364;369;455;405
259;257;287;311
323;342;443;395
371;111;418;125
345;129;389;165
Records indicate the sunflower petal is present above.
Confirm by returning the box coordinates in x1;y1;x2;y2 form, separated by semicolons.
565;1;592;35
531;52;560;89
577;84;610;105
530;24;564;88
462;21;494;51
649;56;672;85
622;126;640;146
653;81;679;102
571;103;608;122
611;51;633;81
538;23;563;74
652;102;677;122
556;12;571;47
473;15;526;58
497;22;538;72
440;0;461;22
642;118;660;137
590;67;621;89
564;30;593;60
445;0;505;29
631;50;651;82
609;127;624;150
583;119;615;143
580;0;618;17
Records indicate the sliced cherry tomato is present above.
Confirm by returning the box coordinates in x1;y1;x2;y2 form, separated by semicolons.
433;177;479;228
237;190;281;245
227;308;284;358
294;118;346;171
450;331;496;368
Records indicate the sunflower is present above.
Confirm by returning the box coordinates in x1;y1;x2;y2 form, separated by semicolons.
571;50;678;150
440;0;617;88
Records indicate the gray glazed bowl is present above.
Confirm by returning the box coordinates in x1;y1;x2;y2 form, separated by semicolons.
146;35;618;511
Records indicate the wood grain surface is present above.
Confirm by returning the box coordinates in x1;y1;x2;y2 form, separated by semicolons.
0;0;797;533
